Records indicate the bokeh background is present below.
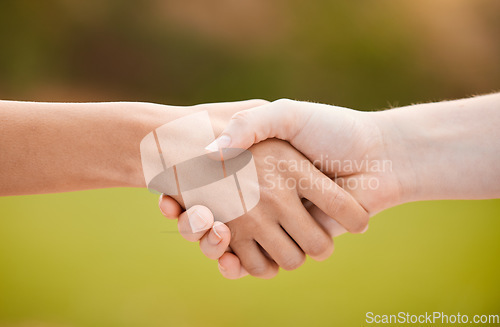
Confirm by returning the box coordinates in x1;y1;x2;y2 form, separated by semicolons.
1;1;500;326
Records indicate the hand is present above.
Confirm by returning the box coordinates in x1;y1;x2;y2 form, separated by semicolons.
160;138;368;279
198;94;500;278
206;99;402;216
188;99;400;279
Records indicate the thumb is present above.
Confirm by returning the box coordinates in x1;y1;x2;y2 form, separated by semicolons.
205;99;308;156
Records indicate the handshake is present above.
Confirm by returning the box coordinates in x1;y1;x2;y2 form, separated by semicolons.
147;99;379;279
2;94;498;279
146;95;500;279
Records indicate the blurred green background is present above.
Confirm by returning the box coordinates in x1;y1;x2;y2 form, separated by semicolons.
1;1;499;326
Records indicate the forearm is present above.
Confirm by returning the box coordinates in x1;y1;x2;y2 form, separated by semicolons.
378;93;500;203
0;101;184;195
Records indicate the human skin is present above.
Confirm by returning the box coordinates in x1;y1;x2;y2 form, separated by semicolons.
0;99;368;279
206;138;368;277
171;93;500;279
0;100;269;194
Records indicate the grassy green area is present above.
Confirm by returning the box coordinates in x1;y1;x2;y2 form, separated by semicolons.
1;192;499;326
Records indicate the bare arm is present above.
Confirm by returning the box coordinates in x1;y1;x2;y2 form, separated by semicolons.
378;92;500;203
0;100;224;195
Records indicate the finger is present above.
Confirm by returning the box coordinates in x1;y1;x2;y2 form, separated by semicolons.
230;240;279;279
199;221;231;260
158;194;182;219
279;198;334;262
303;198;362;237
254;225;306;271
177;205;214;242
307;202;349;237
298;167;369;234
204;99;309;156
218;252;249;279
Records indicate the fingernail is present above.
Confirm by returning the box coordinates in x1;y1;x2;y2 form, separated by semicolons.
205;134;231;152
218;262;226;272
188;209;209;233
217;135;232;148
210;221;224;244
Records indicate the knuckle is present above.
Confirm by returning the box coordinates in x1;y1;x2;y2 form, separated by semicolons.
324;186;370;234
281;254;306;271
246;263;272;278
228;234;248;250
178;224;198;242
273;98;293;107
230;110;253;124
272;99;305;132
307;236;334;260
260;265;279;279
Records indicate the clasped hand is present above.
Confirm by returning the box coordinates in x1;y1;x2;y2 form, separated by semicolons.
158;99;395;279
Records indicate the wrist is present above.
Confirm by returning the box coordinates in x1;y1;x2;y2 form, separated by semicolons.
107;101;188;189
375;106;423;205
351;109;417;212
